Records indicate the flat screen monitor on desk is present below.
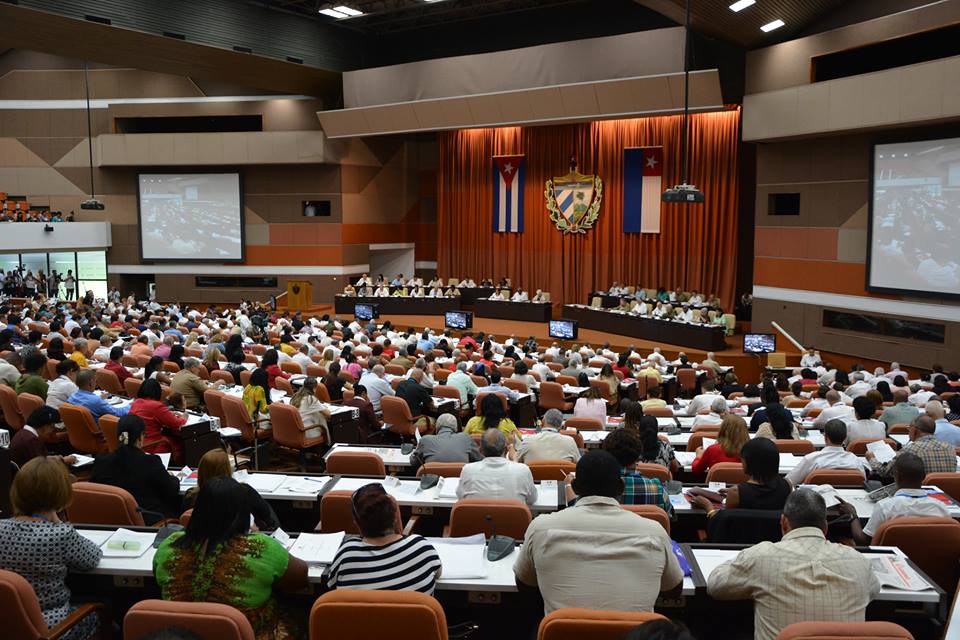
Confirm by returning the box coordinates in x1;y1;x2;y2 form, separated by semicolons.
445;311;473;330
743;333;776;354
549;319;578;340
354;303;379;321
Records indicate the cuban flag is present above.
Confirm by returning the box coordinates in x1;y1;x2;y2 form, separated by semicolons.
623;146;663;234
493;155;525;233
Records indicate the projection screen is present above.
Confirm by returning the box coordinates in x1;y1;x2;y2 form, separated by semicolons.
137;173;244;262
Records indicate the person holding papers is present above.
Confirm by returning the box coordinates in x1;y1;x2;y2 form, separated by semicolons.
327;482;441;594
0;457;102;639
457;429;537;506
707;489;879;640
867;415;957;480
785;420;868;486
91;415;181;524
843;453;951;545
514;449;682;614
154;476;307;638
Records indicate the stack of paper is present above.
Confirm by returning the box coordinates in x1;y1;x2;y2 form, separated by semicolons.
234;471;287;493
288;532;345;565
701;437;717;449
278;476;330;494
427;534;490;578
866;440;897;464
435;477;460;499
71;454;95;468
870;555;932;591
100;528;156;558
675;452;697;466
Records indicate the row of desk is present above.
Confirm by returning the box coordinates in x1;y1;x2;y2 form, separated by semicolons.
562;305;728;351
333;295;553;323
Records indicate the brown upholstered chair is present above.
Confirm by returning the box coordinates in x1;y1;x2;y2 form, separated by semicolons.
99;414;121;452
871;516;960;593
221;394;272;470
0;569;108;640
706;462;748;485
325;451;386;476
537;382;573;413
622;504;671;535
310;590;448;640
16;393;44;425
281;361;302;376
124;600;255;640
268;403;326;471
381;395;430;440
774;439;815;455
774;621;914;640
0;383;24;430
923;472;960;502
677;368;697;396
317;490;361;534
643;406;674;417
66;481;145;526
445;498;532;539
179;509;193;527
527;459;576;481
95;369;125;396
633;463;671;483
563;416;604;431
416;462;465;478
60;403;108;454
210;370;235;386
846;438;898;455
123;377;143;399
803;468;866;486
536;608;667;640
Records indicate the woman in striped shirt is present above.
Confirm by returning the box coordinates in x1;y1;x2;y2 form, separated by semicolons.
327;483;442;594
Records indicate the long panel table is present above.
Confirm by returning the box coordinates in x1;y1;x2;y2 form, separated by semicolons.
474;299;552;322
334;295;461;316
562;304;727;351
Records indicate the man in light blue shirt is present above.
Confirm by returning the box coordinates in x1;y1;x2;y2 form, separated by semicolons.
359;364;395;412
67;370;131;423
486;372;520;402
929;401;960;447
416;331;436;354
447;362;479;404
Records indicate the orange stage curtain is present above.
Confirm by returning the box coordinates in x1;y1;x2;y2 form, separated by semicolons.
436;108;741;311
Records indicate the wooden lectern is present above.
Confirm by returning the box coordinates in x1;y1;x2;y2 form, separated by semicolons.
286;280;312;311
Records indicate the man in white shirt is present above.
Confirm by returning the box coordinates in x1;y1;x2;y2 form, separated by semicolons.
692;397;727;428
545;343;562;360
785;420;868;485
801;387;831;417
461;278;476;288
647;347;668;368
46;359;80;410
686;379;722;417
355;273;372;287
845;396;886;445
844;372;871;399
710;489;879;640
884;362;907;381
292;345;313;374
845;452;951;544
0;353;21;387
514;449;682;614
511;288;529;302
446;362;479;404
800;350;820;368
516;409;580;463
358;364;394;412
812;390;855;428
908;385;937;407
457;430;537;507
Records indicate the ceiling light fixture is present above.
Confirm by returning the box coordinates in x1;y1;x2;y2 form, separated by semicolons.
333;5;364;16
761;19;785;32
728;0;755;11
318;8;348;18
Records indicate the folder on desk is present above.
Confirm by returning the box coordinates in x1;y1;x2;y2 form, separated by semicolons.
428;535;489;579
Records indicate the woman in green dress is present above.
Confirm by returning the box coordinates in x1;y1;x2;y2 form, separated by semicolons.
153;476;307;639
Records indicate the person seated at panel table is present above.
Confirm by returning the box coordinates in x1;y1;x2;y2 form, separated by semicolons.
410;285;427;298
327;482;441;594
407;275;424;287
607;281;627;296
391;283;409;296
427;276;443;288
342;283;357;296
389;273;404;286
0;457;103;640
530;288;547;303
373;283;391;297
154;476;308;638
707;489;879;640
844;452;951;546
355;273;373;287
614;297;631;312
693;437;793;513
511;287;529;302
691;414;749;477
630;298;651;315
460;277;477;288
444;284;461;297
488;286;505;300
427;284;444;297
479;278;494;287
91;414;181;524
651;301;668;318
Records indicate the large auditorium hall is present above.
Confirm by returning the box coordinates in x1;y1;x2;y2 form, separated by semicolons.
0;1;959;639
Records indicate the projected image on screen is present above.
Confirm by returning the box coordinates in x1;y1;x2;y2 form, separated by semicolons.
138;173;243;261
870;137;960;296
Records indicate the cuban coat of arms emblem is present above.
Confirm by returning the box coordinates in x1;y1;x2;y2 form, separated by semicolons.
544;156;603;234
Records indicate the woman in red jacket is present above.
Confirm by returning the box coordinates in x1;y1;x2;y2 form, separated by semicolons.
130;378;187;465
691;414;749;477
261;348;290;390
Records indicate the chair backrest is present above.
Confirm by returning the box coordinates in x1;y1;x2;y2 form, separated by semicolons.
275;376;294;395
179;509;193;527
162;361;181;374
474;392;509;414
268;403;307;449
99;414;121;452
60;403;106;454
448;498;532;539
872;516;960;593
537;608;667;640
221;394;255;440
923;472;960;502
326;451;386;476
502;378;528;393
803;468;865;486
538;382;568;410
0;384;24;430
95;369;125;395
211;370;235;386
847;438;897;455
381;395;415;437
774;439;814;455
281;361;302;375
786;399;809;408
124;600;255;640
239;369;252;387
123;377;143;399
767;352;786;368
15;393;44;423
706;462;748;485
384;364;405;376
0;569;49;639
677;368;697;392
416;462;465;478
888;423;911;435
310;590;448;640
318;490;362;534
432;385;461;403
555;375;577;387
643;406;674;417
775;621;915;640
707;508;783;544
622;504;671;536
66;481;145;526
564;416;603;431
633;463;671;483
203;389;227;423
527;459;577;481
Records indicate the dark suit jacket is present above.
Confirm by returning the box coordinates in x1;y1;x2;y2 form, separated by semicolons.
396;379;432;417
90;446;181;523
